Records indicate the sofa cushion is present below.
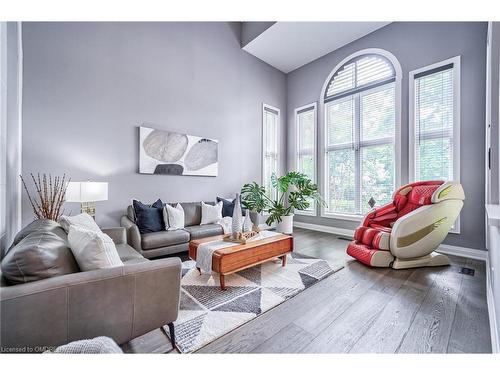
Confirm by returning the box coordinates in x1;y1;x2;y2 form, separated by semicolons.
133;199;165;234
59;212;102;233
9;219;65;249
179;202;202;227
217;196;247;218
184;224;223;240
1;229;80;284
115;244;148;264
141;229;190;250
201;201;223;225
68;226;124;271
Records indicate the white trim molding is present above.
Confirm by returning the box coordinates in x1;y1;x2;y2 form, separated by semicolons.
293;221;355;238
319;48;402;220
435;244;487;261
409;55;461;234
486;256;500;353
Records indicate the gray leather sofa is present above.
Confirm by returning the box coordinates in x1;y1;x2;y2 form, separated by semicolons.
121;201;224;259
0;221;181;352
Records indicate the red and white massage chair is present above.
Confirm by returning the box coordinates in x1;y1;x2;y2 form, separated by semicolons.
347;180;465;269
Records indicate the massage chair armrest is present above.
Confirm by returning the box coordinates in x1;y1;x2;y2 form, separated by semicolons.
390;199;463;259
120;215;143;253
361;202;397;226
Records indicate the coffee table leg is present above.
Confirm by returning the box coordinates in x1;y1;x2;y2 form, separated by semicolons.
281;255;287;267
220;274;226;290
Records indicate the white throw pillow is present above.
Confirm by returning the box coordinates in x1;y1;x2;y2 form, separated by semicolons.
164;203;185;231
59;213;102;233
200;201;223;225
218;216;232;234
68;225;123;271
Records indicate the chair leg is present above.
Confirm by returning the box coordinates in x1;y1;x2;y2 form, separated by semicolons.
167;322;175;349
161;322;176;350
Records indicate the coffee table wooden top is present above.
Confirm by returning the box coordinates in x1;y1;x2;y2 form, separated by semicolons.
189;232;292;256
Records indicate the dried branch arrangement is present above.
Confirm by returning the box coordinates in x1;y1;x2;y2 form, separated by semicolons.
20;173;71;221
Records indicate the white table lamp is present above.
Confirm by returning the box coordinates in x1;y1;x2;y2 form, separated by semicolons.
65;181;108;218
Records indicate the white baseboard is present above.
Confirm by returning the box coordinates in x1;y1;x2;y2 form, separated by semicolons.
486;256;500;353
293;221;355;238
436;244;488;261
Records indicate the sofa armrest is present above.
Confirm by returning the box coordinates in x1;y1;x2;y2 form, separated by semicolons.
121;215;143;253
102;227;127;245
0;257;182;350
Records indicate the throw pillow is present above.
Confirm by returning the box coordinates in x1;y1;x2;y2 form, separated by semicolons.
164;203;185;231
59;212;102;233
1;229;80;284
200;201;223;225
132;199;164;234
217;196;246;217
68;225;123;271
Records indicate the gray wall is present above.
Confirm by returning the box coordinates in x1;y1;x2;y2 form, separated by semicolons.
286;22;488;250
21;22;286;228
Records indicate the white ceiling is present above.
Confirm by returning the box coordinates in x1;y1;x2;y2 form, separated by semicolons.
243;22;391;73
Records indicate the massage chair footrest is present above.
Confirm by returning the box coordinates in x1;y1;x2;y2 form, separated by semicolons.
346;241;394;267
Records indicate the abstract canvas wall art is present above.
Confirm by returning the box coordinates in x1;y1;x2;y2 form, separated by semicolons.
139;126;218;176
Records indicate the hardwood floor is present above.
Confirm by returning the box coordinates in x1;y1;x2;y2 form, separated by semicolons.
122;227;492;354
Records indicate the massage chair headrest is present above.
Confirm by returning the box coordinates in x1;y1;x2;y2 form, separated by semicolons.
392;180;464;211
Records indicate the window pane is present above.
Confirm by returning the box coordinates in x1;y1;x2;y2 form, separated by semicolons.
327;97;354;145
326;62;355;97
265;111;277;153
416;69;453;134
417;137;452;181
298;155;314;180
356;55;394;87
263;107;279;201
414;66;455;183
361;84;395;141
361;144;395;213
327;149;355;214
298;110;314;152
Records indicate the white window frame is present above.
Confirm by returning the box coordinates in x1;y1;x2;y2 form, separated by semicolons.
409;56;461;234
262;103;280;200
319;48;402;221
294;102;317;216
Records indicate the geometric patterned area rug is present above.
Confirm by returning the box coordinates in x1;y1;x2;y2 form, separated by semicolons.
165;252;344;353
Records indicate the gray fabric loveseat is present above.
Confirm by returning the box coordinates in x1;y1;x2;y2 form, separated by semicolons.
121;201;224;259
0;219;181;352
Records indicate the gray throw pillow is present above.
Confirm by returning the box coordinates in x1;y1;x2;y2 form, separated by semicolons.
1;230;80;284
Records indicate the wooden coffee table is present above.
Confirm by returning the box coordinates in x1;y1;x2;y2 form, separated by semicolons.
189;233;293;290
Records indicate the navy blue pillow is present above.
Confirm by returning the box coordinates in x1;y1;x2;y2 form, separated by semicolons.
217;196;246;218
133;199;164;234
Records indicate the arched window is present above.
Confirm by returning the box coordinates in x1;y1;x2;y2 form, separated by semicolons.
322;51;401;217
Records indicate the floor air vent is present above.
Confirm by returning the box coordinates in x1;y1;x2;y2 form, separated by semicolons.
458;267;475;276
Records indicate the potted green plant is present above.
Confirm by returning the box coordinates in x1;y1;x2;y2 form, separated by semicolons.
241;171;324;234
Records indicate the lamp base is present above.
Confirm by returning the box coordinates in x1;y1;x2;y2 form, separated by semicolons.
81;201;96;219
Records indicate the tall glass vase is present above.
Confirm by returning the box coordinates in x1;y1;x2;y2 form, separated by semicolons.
231;194;243;238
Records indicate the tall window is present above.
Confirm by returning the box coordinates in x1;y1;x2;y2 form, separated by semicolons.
262;104;279;200
295;103;317;214
323;53;400;217
410;57;460;183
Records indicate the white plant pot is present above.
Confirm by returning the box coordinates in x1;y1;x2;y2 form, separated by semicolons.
276;214;294;234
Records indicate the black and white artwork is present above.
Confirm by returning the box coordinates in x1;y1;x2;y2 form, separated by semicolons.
139;126;218;176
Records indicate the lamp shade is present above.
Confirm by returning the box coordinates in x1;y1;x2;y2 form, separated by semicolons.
65;181;108;203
